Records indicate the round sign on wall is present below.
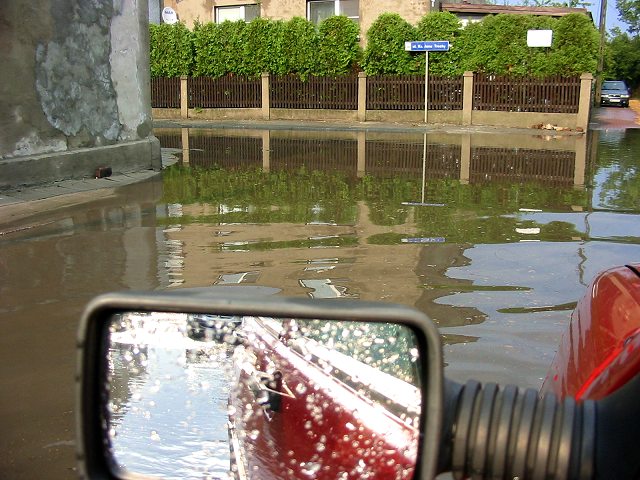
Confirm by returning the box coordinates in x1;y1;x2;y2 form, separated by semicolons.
162;7;178;24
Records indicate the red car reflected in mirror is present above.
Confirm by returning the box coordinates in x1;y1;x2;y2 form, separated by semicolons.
229;317;422;480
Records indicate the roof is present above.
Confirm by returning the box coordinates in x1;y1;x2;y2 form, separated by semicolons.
440;3;593;21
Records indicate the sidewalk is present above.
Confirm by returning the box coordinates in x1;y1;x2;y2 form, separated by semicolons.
153;117;586;136
0;150;177;229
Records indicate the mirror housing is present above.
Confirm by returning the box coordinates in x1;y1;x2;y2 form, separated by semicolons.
76;291;444;479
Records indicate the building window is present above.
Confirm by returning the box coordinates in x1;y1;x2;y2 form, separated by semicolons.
214;4;260;23
307;0;359;25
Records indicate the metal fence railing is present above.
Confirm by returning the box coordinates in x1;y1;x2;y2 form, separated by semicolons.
151;74;583;115
151;77;181;108
473;74;581;113
270;74;358;110
189;75;261;109
367;75;464;111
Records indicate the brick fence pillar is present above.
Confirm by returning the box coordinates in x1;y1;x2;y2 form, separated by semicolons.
261;72;270;120
462;71;474;126
358;72;367;122
180;75;188;119
577;73;593;131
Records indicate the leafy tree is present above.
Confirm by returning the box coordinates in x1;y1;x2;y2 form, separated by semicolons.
362;13;419;75
605;28;640;91
616;0;640;33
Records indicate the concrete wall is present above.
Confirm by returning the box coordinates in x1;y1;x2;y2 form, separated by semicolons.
0;1;160;189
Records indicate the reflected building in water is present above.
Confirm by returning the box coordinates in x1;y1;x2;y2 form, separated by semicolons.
154;128;595;332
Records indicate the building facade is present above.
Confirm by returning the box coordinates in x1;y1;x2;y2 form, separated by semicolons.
163;0;432;41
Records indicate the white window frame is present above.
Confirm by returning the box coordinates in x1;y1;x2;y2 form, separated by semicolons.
213;4;259;24
306;0;359;25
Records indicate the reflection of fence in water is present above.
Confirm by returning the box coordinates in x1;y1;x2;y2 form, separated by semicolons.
365;141;461;179
470;147;576;186
188;135;263;169
269;137;359;173
155;132;579;185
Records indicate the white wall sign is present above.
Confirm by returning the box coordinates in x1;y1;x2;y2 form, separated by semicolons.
162;7;178;24
527;30;553;47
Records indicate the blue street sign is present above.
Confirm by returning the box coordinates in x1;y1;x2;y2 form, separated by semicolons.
404;41;450;52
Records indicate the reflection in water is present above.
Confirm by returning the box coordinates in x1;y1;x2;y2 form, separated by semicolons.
153;127;640;389
105;312;422;479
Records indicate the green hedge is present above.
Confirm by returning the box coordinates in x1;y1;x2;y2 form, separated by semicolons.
150;12;599;78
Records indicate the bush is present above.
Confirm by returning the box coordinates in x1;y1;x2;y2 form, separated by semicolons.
362;13;419;75
273;17;318;78
149;23;194;77
548;14;599;76
415;12;463;76
151;12;599;79
315;16;361;76
192;21;247;77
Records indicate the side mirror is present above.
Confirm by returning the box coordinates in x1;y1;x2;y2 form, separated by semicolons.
76;291;444;479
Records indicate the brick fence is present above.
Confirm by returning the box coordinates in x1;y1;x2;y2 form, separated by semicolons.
152;72;593;130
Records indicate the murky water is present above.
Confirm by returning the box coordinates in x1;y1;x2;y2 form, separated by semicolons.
1;127;639;478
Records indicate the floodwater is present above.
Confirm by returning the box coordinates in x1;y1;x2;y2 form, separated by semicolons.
1;126;639;478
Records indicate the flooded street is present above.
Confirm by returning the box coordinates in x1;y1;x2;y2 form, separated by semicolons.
1;126;640;478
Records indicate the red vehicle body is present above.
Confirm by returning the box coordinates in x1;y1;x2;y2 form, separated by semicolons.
229;317;421;480
543;264;640;400
227;264;640;479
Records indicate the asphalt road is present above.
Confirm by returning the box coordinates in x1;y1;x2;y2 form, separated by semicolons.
590;102;640;130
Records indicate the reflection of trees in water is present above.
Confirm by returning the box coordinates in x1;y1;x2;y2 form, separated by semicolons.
594;130;640;210
160;162;590;232
294;320;421;387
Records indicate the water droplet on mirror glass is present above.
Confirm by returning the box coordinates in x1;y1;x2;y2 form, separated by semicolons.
300;462;321;476
150;430;160;441
249;429;260;440
295;383;307;394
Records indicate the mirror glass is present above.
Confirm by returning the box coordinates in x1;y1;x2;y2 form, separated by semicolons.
105;311;423;479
